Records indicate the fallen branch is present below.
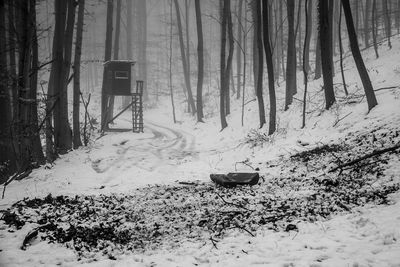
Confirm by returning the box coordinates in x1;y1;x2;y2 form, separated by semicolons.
2;170;32;199
374;86;399;92
329;143;400;173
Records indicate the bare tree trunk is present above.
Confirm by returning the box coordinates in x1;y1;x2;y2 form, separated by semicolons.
54;0;74;154
338;1;348;95
123;0;133;108
241;2;247;126
314;32;322;79
254;0;266;128
174;0;196;115
107;0;122;123
220;0;228;130
185;0;191;113
341;0;377;111
101;0;113;131
169;0;176;123
302;0;310;129
225;0;234;116
383;0;392;48
195;0;204;122
236;0;243;99
372;0;379;58
73;0;84;149
285;0;296;110
29;0;45;165
304;0;313;72
364;0;371;47
318;0;336;109
0;0;13;172
262;0;276;135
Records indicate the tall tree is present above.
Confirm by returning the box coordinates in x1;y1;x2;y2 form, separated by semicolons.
185;0;191;113
100;0;113;130
174;0;196;115
341;0;377;111
73;0;85;149
236;0;243;99
48;0;73;155
285;0;296;110
303;0;313;72
254;0;266;127
262;0;276;135
318;0;335;109
383;0;392;49
371;0;379;58
107;0;121;123
195;0;204;122
302;0;311;128
0;0;12;172
364;0;371;48
338;1;348;95
219;0;229;129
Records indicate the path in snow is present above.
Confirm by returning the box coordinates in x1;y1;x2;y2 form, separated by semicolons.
89;118;201;186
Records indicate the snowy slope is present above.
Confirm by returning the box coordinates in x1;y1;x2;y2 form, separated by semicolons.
0;36;399;266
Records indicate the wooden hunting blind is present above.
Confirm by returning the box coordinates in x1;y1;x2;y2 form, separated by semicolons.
101;60;144;133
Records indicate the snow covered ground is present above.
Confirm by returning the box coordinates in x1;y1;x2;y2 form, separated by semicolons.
0;37;400;266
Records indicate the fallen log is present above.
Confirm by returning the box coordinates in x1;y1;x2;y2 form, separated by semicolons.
329;143;400;173
210;173;260;187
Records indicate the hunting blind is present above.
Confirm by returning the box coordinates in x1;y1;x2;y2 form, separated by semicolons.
101;60;144;132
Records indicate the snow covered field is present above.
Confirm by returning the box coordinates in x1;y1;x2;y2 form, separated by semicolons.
0;37;400;266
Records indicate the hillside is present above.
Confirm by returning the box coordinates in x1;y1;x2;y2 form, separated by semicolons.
0;36;399;267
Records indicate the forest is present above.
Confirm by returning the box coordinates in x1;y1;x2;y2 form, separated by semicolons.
0;0;400;266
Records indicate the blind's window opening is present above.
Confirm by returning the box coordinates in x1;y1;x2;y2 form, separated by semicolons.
115;71;129;79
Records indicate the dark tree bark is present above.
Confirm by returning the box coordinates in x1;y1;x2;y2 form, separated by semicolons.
0;0;13;171
304;0;313;72
73;0;84;149
262;0;276;135
225;0;234;116
185;0;191;113
29;0;45;165
236;0;243;99
383;0;392;49
107;0;121;123
302;0;310;129
341;0;377;111
53;0;74;154
195;0;204;122
318;0;336;109
285;0;296;110
314;32;322;79
174;0;196;115
169;0;176;123
101;0;113;131
219;0;228;130
254;0;266;128
364;0;371;47
338;1;348;95
371;0;379;58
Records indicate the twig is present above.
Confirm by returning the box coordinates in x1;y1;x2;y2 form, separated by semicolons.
231;224;255;237
234;161;255;171
209;237;218;249
329;143;400;173
374;86;399;92
214;191;253;211
333;112;352;127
